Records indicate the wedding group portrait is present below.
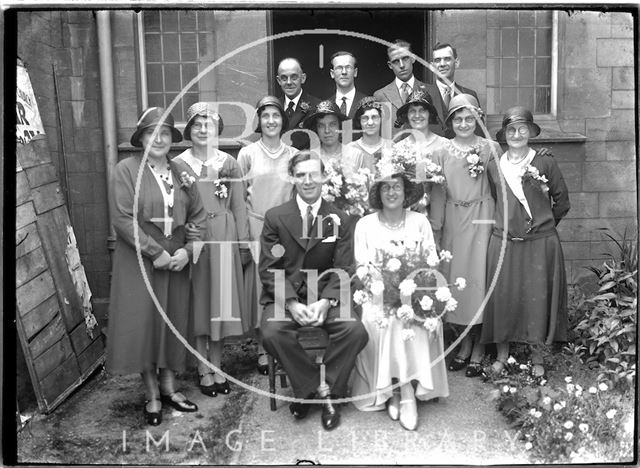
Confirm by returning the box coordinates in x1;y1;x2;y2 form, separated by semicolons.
10;4;638;466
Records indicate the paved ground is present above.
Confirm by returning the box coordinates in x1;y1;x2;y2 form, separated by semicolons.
231;371;530;465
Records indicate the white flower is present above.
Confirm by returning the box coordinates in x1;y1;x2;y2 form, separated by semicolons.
539;378;547;386
426;251;440;267
534;411;542;418
553;403;562;411
419;295;433;311
439;250;453;262
386;258;401;272
566;383;575;392
509;387;517;394
423;317;439;333
598;382;608;391
529;408;537;416
575;389;583;397
524;442;533;450
356;265;368;280
560;400;566;408
579;423;589;433
519;364;529;370
564;376;572;383
353;290;369;305
564;421;574;429
327;213;342;226
588;386;597;394
370;280;385;296
467;153;480;165
401;328;416;341
396;304;415;322
606;409;617;419
542;397;551;405
387;242;405;257
444;297;458;312
507;356;517;364
564;432;573;441
398;279;417;296
435;287;452;302
502;385;510;393
575;384;583;392
454;277;466;290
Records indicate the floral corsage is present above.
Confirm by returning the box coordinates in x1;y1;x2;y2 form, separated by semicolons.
179;171;196;188
522;164;549;194
299;101;310;112
466;149;485;178
213;179;229;198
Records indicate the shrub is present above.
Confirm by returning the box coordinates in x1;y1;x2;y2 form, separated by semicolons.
572;228;637;389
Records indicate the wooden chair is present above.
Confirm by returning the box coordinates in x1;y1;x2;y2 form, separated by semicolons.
267;326;330;410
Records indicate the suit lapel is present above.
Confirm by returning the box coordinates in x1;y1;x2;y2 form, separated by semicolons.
279;199;307;250
306;200;333;252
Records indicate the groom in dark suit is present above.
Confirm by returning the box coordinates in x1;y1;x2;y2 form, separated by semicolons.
326;51;368;119
260;151;368;431
276;58;322;150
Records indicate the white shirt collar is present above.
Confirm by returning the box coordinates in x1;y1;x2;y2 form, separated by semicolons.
178;148;225;176
285;92;302;110
296;194;322;219
395;76;415;92
436;79;456;96
335;88;356;115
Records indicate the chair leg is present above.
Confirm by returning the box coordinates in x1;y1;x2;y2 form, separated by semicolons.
268;354;276;411
280;373;287;388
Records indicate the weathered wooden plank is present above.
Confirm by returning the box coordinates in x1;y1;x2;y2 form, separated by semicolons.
21;295;59;339
16;202;36;230
15;314;47;412
16;171;31;206
29;314;66;359
31;182;65;214
16;137;52;169
25;163;58;189
16;223;42;258
40;355;81;411
16;270;56;316
36;207;84;329
16;246;48;288
33;335;74;380
69;321;98;355
77;338;105;374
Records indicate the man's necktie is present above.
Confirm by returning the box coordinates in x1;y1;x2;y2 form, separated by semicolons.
305;205;314;238
286;101;295;120
340;96;347;115
443;86;453;109
400;82;411;103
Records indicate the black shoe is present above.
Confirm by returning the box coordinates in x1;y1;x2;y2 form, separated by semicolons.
199;374;217;397
144;399;162;426
320;394;341;431
448;356;469;371
257;353;269;375
161;392;198;412
214;380;231;395
465;362;483;378
289;392;315;419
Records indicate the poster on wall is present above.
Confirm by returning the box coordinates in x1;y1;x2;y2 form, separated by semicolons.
16;60;46;146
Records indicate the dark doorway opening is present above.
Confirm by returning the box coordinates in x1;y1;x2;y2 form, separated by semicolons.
271;9;429;101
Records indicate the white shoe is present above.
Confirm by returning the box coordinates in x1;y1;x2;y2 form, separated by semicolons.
386;392;400;421
399;399;418;431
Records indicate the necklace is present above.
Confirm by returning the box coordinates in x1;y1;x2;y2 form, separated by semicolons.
147;159;174;192
507;150;528;165
378;211;406;230
258;139;284;156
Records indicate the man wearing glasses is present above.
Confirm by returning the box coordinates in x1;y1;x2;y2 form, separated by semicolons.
276;58;321;149
327;51;368;119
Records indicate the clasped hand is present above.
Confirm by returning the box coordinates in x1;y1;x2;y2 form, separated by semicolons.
152;248;188;271
286;298;330;327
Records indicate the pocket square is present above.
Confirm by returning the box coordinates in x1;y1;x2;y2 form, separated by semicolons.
321;236;337;243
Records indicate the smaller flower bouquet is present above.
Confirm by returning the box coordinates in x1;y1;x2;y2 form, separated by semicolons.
353;239;466;340
213;179;229;198
380;145;445;185
179;171;196;188
321;159;375;216
522;164;549;194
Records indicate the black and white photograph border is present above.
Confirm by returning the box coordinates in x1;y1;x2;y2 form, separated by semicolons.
7;1;639;466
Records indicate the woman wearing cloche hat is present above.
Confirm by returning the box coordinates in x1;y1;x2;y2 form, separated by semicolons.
173;102;252;397
482;106;570;379
428;94;502;378
351;155;449;431
106;107;206;425
237;96;297;374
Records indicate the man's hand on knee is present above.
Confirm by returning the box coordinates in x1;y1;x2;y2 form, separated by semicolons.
286;299;313;326
307;299;330;327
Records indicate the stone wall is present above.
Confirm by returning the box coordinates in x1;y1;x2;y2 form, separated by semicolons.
17;11;111;299
434;9;637;282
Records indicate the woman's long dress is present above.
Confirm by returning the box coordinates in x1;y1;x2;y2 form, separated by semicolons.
344;137;393;173
430;138;501;326
106;156;205;374
351;210;449;411
174;148;251;340
237;141;296;326
481;149;570;345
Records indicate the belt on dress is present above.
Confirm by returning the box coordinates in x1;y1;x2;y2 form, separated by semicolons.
206;209;231;219
247;209;264;221
492;228;557;242
447;194;492;207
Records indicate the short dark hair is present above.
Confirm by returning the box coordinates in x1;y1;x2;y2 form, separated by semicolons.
387;39;412;57
433;42;458;59
288;150;326;176
330;51;357;68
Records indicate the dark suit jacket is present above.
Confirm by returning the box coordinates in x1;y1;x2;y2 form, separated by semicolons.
280;91;321;150
422;82;481;138
259;198;353;306
326;89;369;119
373;78;426;123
